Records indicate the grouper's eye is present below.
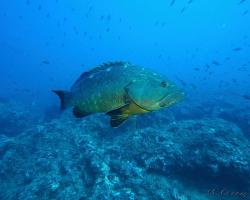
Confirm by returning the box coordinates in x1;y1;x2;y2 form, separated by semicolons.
161;81;167;87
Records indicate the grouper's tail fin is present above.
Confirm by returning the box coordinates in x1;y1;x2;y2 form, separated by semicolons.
52;90;72;110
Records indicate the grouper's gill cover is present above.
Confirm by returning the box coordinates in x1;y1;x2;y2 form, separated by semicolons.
125;78;176;111
53;61;185;127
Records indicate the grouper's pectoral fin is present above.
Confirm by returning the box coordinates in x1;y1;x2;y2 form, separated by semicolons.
106;104;130;127
73;107;91;118
110;115;129;127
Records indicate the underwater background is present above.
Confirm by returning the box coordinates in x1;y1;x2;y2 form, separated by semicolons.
0;0;250;199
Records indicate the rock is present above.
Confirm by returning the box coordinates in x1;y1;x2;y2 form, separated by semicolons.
0;115;249;199
117;119;250;190
0;101;41;137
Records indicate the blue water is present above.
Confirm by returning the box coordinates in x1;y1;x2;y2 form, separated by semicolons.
0;1;249;200
0;0;249;107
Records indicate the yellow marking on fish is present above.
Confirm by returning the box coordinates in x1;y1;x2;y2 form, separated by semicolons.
125;101;149;115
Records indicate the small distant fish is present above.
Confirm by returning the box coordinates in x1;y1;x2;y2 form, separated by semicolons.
42;60;50;64
208;71;214;76
232;78;237;83
26;0;30;5
88;6;93;12
242;95;250;100
176;77;187;86
225;57;231;60
237;67;247;71
23;89;31;93
38;5;42;11
107;15;111;21
188;0;193;4
205;64;210;71
242;10;248;16
180;7;186;14
190;84;197;89
194;67;200;71
243;35;248;39
239;0;247;5
212;61;220;66
233;47;242;51
170;0;176;6
73;26;79;35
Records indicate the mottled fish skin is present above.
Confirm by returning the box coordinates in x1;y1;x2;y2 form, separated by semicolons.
70;61;166;113
53;61;184;127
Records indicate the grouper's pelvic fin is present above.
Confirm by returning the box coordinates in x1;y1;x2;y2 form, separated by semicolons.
52;90;72;110
106;104;130;127
106;96;150;127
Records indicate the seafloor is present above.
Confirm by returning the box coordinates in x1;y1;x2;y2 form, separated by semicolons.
0;100;249;200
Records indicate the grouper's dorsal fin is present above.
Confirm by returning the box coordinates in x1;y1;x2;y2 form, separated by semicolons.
72;61;131;88
82;61;130;77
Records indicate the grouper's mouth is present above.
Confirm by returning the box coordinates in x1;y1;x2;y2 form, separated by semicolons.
131;90;185;112
159;90;185;108
125;82;185;111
